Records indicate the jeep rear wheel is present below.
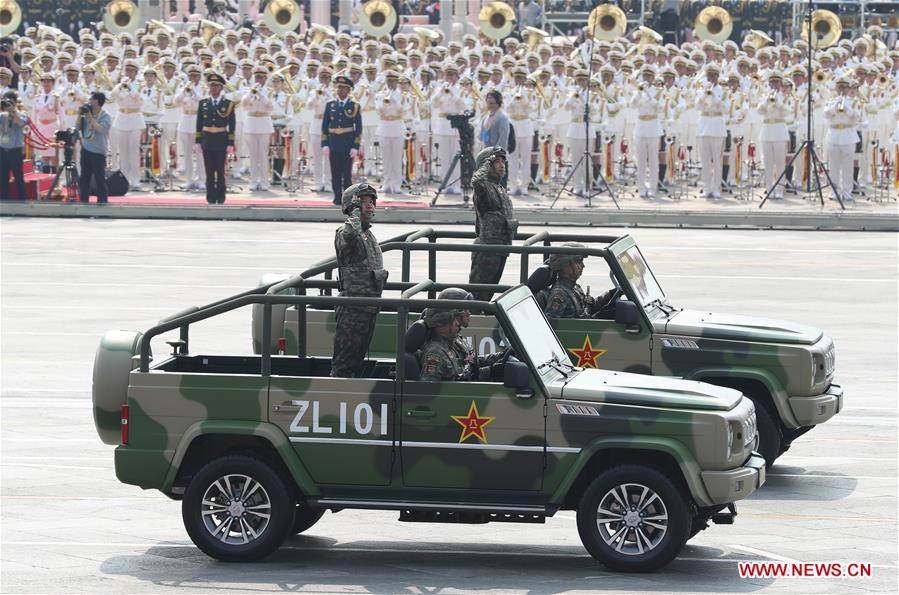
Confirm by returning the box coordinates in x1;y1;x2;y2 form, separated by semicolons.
752;401;782;468
183;455;293;561
576;465;691;572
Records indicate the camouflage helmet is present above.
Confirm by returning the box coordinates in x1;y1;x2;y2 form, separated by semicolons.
547;242;588;271
475;146;507;169
340;182;378;215
422;287;473;328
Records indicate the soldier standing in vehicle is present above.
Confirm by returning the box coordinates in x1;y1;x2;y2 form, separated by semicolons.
331;183;388;378
468;146;518;302
419;294;506;382
543;243;619;320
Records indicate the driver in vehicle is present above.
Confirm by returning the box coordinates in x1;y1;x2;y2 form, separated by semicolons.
419;289;507;382
543;242;619;320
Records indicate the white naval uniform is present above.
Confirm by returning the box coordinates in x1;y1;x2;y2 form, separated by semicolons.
823;96;862;201
757;91;790;197
175;83;205;189
358;80;380;176
241;88;275;190
110;82;146;188
31;91;60;160
695;85;728;196
505;87;536;195
374;87;407;193
631;86;663;197
305;83;331;191
159;77;182;172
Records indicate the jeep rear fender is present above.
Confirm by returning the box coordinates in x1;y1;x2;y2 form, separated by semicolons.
688;367;797;428
162;420;320;496
550;437;713;508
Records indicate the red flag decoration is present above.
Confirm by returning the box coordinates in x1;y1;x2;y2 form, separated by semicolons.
800;145;808;185
620;139;628;167
871;142;877;183
604;139;613;180
894;147;899;188
734;141;742;183
542;137;550;182
357;149;364;173
406;138;415;181
677;145;686;173
283;133;291;177
169;141;177;171
667;142;675;183
150;134;161;175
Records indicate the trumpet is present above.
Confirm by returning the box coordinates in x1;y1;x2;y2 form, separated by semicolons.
838;96;845;112
705;88;713;96
768;92;777;104
443;84;451;94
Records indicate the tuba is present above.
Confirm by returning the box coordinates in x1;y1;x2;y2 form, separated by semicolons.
198;19;225;44
414;26;439;49
263;0;301;34
103;0;140;35
586;4;626;41
308;23;336;45
359;0;396;39
694;6;732;44
479;1;515;41
0;0;21;36
801;10;841;49
523;25;548;51
745;29;773;49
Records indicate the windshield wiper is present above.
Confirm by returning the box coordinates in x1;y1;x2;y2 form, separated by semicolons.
538;354;573;378
647;298;676;317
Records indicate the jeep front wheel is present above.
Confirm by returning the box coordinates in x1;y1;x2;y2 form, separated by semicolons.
576;465;691;572
182;455;293;561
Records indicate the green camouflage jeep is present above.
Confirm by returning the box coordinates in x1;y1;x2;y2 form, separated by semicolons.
252;228;841;467
94;283;764;572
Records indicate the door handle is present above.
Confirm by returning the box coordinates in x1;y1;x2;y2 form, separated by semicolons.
272;400;303;412
515;389;534;399
406;407;435;418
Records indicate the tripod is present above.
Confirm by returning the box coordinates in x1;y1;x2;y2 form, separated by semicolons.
551;36;619;209
44;140;80;201
432;116;475;206
760;3;844;210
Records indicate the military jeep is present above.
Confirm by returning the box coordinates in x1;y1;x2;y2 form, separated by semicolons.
252;228;841;467
94;281;764;572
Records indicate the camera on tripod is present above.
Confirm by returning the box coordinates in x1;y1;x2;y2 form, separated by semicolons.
0;98;13;110
447;110;475;138
55;128;78;146
445;110;476;191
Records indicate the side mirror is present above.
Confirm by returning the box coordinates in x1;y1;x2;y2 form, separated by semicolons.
503;358;532;394
615;300;641;334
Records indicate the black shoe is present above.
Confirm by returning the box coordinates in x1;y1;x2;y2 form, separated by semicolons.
332;198;340;205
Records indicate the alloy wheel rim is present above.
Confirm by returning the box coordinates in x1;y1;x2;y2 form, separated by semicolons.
595;482;669;556
200;473;272;545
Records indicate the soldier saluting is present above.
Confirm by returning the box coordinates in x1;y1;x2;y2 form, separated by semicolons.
331;183;388;378
322;75;363;206
195;72;236;204
468;146;518;301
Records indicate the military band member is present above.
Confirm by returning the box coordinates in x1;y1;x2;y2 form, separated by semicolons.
32;73;60;172
195;72;236;204
110;60;145;189
696;63;728;198
824;77;861;203
632;66;664;198
375;70;406;194
307;65;333;193
431;64;469;195
322;75;362;205
176;66;205;191
757;72;790;198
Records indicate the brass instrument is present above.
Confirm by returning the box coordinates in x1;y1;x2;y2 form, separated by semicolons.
103;0;140;35
586;4;626;40
745;29;773;49
198;19;224;45
813;70;827;85
413;26;439;49
801;10;841;49
153;65;173;95
469;83;483;103
147;18;175;37
359;0;396;38
0;0;22;36
479;1;515;41
409;78;425;102
263;0;301;34
308;23;335;45
634;26;663;45
523;26;548;51
275;65;298;95
877;74;889;86
694;6;732;44
768;92;777;104
838;96;845;112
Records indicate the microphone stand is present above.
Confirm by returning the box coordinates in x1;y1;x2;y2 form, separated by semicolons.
551;34;618;209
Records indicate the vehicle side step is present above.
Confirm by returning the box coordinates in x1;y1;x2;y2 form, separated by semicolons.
398;510;546;524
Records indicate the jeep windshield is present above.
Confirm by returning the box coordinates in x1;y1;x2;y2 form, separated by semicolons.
499;288;573;374
613;242;666;311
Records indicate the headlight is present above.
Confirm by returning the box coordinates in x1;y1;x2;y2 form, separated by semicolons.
743;410;757;447
810;353;817;386
725;421;734;460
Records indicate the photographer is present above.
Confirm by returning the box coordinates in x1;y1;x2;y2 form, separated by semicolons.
0;38;20;89
78;92;112;204
0;92;27;200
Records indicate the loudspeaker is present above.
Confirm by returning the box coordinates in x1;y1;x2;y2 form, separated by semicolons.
89;170;129;196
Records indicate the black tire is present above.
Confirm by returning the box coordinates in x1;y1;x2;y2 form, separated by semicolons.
291;506;325;535
576;464;691;572
182;455;294;562
751;399;782;469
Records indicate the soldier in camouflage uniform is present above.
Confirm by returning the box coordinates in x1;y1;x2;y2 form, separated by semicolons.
544;242;619;319
468;147;518;302
331;183;389;377
419;288;506;382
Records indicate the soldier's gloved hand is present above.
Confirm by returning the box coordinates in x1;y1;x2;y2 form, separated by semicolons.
323;146;330;157
349;148;359;159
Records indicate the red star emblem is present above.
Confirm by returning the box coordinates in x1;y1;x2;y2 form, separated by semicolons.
451;401;495;444
568;335;607;368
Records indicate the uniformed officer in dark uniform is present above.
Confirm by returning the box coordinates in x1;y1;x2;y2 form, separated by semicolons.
195;72;236;204
322;75;363;205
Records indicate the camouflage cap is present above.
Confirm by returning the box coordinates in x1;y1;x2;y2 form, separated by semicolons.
475;146;507;169
341;182;378;215
547;242;588;271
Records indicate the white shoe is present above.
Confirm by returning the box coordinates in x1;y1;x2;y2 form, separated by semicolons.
258;184;270;192
646;191;656;199
712;191;722;198
249;182;258;191
638;189;647;198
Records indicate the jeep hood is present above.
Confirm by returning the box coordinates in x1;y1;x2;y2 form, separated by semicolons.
663;309;822;345
554;369;742;411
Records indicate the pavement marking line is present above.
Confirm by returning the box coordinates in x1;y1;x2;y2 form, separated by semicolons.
727;545;800;564
4;456;109;461
2;463;110;471
3;282;246;289
1;496;159;501
1;388;90;393
767;473;897;480
738;511;898;523
1;437;103;443
660;274;894;283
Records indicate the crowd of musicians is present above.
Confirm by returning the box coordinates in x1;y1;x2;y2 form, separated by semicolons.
2;17;899;203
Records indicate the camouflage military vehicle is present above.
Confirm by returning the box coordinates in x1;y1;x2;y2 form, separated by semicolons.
94;283;764;572
252;228;841;467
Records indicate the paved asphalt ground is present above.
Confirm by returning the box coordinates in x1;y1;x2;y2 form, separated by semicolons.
1;218;897;594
